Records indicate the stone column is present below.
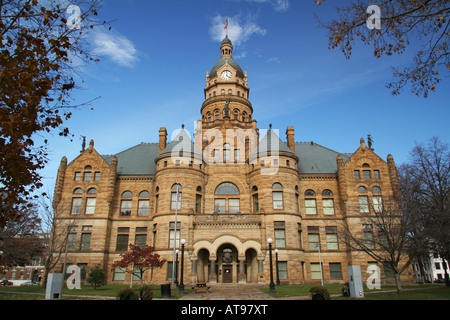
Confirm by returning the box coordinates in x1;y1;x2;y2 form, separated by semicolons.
209;259;217;283
238;259;246;283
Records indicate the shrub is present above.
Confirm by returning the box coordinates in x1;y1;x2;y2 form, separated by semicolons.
139;285;153;300
309;285;331;300
341;282;350;297
117;287;138;300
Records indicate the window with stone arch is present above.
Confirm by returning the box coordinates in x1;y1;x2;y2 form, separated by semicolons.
272;183;283;210
214;182;240;214
138;191;150;216
120;191;133;216
305;189;317;215
86;188;97;215
171;183;182;210
322;189;334;215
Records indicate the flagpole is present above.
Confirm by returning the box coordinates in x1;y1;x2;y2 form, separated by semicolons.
225;16;228;37
171;185;180;288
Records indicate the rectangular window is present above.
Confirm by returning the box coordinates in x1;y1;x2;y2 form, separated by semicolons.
94;172;101;181
213;149;219;161
374;170;380;179
167;261;175;280
83;171;91;181
329;263;343;280
326;233;338;250
116;234;129;251
363;224;374;249
215;199;226;213
138;200;150;216
74;172;81;181
359;196;369;213
322;199;334;215
305;199;317;215
67;233;77;251
228;199;240;213
224;149;231;161
121;200;132;216
234;149;240;162
171;192;182;210
274;229;286;248
195;194;202;213
85;198;96;215
169;230;180;249
113;267;126;281
135;234;147;248
354;170;360;179
373;196;383;213
80;233;91;251
311;263;322;280
169;222;181;249
71;198;82;215
363;170;371;179
272;191;283;209
277;261;288;280
252;194;259;213
308;233;320;251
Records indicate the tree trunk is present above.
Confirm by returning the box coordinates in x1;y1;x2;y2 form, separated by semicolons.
394;272;403;294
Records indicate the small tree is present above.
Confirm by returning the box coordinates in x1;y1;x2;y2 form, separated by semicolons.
111;244;166;287
87;264;106;290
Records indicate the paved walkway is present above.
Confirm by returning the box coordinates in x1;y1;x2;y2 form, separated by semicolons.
179;283;276;300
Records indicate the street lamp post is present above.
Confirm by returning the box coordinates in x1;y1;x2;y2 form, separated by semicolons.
317;243;324;286
174;249;179;287
178;239;186;295
267;238;276;293
274;249;280;286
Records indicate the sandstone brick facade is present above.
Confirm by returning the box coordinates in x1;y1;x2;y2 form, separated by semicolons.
51;37;413;286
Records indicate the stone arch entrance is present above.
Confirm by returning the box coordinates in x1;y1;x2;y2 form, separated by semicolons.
217;244;238;283
193;236;262;284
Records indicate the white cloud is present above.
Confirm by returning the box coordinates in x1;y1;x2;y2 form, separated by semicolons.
230;0;290;12
209;15;267;46
92;29;138;67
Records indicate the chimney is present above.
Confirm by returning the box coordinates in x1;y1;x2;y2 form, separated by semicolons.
159;127;167;154
286;126;295;153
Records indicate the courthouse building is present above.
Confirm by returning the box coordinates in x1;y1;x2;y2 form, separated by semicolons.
52;36;408;285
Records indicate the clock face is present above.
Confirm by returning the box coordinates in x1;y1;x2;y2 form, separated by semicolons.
221;70;232;80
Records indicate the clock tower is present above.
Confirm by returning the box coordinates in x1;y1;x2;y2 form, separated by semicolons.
199;36;257;163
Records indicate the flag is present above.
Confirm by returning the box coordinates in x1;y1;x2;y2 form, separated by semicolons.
224;16;229;30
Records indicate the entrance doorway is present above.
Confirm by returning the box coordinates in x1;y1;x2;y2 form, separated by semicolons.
223;265;233;283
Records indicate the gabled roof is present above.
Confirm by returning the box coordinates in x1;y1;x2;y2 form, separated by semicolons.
160;129;202;156
250;129;294;156
102;143;159;175
295;142;351;174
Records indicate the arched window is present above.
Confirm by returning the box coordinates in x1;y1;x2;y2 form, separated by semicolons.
357;186;367;192
215;182;239;195
372;186;382;213
362;163;370;168
155;187;160;213
171;184;182;210
120;191;132;216
372;186;381;193
71;189;83;215
252;186;259;213
214;109;220;120
196;186;202;213
272;183;283;209
322;190;334;215
233;109;239;120
305;189;317;215
138;191;150;216
86;188;97;215
214;182;240;213
358;186;369;213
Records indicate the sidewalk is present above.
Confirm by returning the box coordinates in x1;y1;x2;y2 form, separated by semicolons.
178;283;275;300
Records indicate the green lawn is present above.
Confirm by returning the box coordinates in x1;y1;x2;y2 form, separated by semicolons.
0;284;192;300
260;283;449;300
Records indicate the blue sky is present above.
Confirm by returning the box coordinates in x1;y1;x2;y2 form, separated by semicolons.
38;0;450;193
